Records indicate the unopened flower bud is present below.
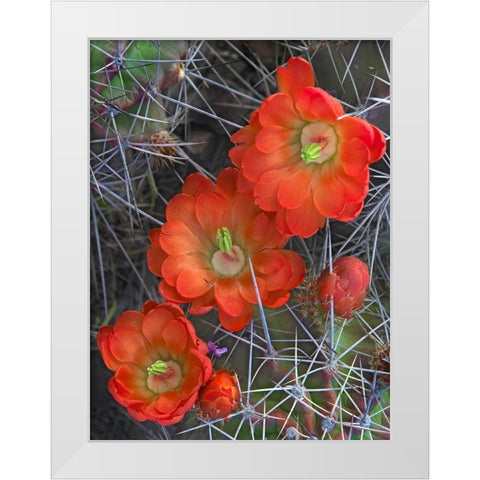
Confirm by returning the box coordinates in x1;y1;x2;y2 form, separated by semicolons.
317;256;370;319
197;370;240;420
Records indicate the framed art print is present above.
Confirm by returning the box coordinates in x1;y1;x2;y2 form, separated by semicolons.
52;1;428;478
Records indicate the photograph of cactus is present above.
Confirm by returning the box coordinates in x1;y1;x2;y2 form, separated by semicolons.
90;40;390;440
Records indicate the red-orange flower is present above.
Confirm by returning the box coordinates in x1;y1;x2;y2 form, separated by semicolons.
147;167;306;332
229;57;387;238
196;370;240;420
97;301;213;426
316;256;370;319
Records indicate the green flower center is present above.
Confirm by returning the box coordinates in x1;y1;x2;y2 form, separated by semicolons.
146;360;182;394
211;227;246;277
216;227;233;254
301;143;322;163
147;359;168;377
300;121;338;165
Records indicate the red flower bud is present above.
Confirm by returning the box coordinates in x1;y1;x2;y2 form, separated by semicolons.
316;256;370;319
197;370;240;420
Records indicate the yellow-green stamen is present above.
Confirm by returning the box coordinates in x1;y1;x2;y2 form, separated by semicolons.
216;227;233;254
147;359;168;377
301;143;322;164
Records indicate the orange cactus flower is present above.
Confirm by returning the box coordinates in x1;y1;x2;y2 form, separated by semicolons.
97;301;213;426
196;370;240;420
147;167;306;332
229;57;387;238
316;256;370;319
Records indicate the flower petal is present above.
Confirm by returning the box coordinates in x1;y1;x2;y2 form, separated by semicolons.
188;289;216;315
159;279;189;303
277;166;312;209
162;319;189;356
336;115;374;145
218;304;254;332
161;253;208;286
238;271;268;304
249;108;262;130
182;173;214;197
230;123;258;145
336;200;364;222
159;303;187;318
127;407;148;422
180;366;203;397
338;137;370;176
142;307;175;351
108;325;152;366
195;191;229;239
147;244;167;277
242;144;298;183
313;169;347;218
230;108;261;145
335;167;369;202
112;364;153;406
258;93;304;128
154;390;182;414
369;124;387;162
284;198;326;237
254;168;288;211
230;190;259;234
274;209;290;236
165;194;210;245
244;213;269;241
253;249;286;275
215;167;240;199
214;277;247;317
277;57;315;101
255;250;305;291
255;125;294;154
280;250;307;290
257;254;292;291
159;219;206;255
114;310;144;329
149;227;162;244
263;290;290;308
295;87;344;123
97;326;121;371
336;116;386;164
108;376;133;408
176;268;215;299
236;170;255;197
229;144;249;168
141;301;160;316
184;348;213;384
